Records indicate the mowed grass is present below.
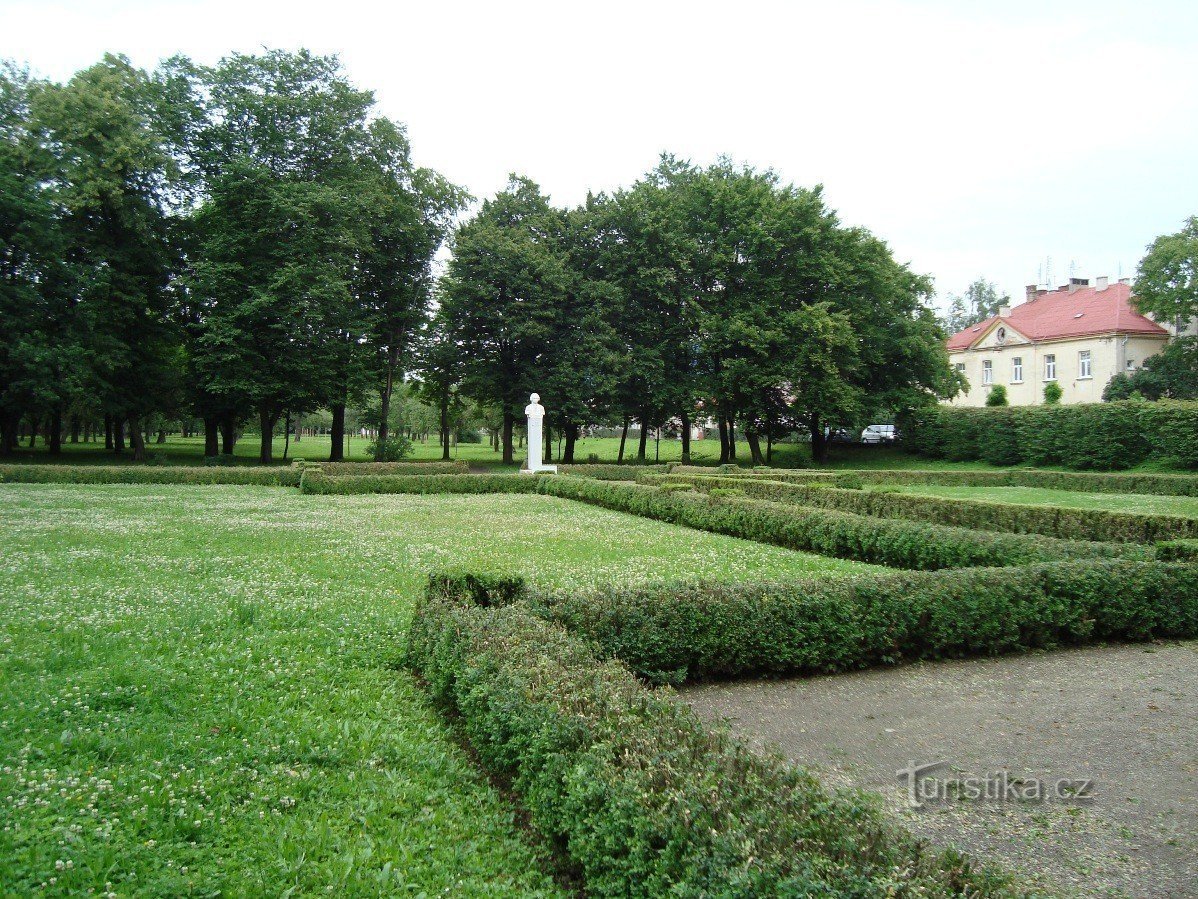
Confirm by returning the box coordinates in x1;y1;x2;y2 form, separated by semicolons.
0;484;871;896
890;484;1198;518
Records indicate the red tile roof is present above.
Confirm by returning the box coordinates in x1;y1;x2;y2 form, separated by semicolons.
946;282;1169;351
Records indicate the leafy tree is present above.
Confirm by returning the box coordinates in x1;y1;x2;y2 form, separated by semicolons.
1043;381;1063;404
1135;217;1198;331
1103;337;1198;400
986;383;1009;406
942;278;1008;333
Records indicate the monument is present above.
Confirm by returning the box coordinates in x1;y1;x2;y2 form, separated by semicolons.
521;392;558;474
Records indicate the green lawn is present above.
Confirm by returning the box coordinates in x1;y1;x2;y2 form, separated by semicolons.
0;484;869;896
890;484;1198;518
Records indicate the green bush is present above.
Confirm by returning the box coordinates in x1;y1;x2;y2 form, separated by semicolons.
407;573;1018;898
558;463;668;481
299;471;543;496
1043;381;1063;404
657;482;694;493
1157;539;1198;562
526;560;1198;684
365;434;413;462
0;464;300;486
900;401;1198;470
649;474;1198;544
540;476;1145;569
985;384;1008;406
318;460;468;476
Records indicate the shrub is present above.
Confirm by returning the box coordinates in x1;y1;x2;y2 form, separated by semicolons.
833;473;864;490
525;560;1198;684
407;573;1019;898
649;474;1198;543
558;463;668;481
985;384;1009;406
365;434;413;462
1043;381;1063;404
0;464;300;486
318;460;467;476
1157;539;1198;562
299;471;543;495
657;482;694;493
707;487;744;498
898;401;1198;470
540;476;1145;569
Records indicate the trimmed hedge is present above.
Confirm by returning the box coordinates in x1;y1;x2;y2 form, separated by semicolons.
524;560;1198;684
558;463;668;480
408;572;1018;898
0;464;300;486
313;460;468;476
898;400;1198;470
701;467;1198;497
541;476;1147;569
299;471;543;495
648;473;1198;544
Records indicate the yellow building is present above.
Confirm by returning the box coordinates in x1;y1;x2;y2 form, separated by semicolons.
945;278;1172;406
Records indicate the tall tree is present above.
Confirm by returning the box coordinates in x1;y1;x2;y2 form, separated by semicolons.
942;277;1008;333
1135;216;1198;332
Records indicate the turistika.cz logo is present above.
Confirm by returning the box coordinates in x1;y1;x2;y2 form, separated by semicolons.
897;761;1095;808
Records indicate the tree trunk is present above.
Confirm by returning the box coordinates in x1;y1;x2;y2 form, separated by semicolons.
502;408;514;464
543;419;552;465
27;416;38;449
329;402;346;462
717;415;729;464
49;409;63;455
618;415;629;462
113;418;124;454
293;413;302;443
69;415;80;444
204;416;220;457
746;428;765;466
636;415;649;462
282;410;291;460
104;415;113;450
220;413;237;456
726;415;738;461
766;417;774;465
563;423;578;463
156;429;166;444
809;414;829;465
680;411;691;463
258;408;277;464
0;413;16;455
127;415;146;462
440;396;451;461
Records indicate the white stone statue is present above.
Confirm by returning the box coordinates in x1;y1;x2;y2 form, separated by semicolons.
521;392;557;474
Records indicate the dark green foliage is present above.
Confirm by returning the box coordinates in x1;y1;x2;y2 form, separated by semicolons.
540;476;1145;568
407;573;1020;898
558;463;668;480
1043;381;1063;405
365;434;413;462
299;471;544;496
985;384;1008;406
651;474;1198;543
316;460;468;476
1156;539;1198;562
900;401;1198;470
1104;338;1198;401
0;464;298;486
526;561;1198;684
695;466;1198;496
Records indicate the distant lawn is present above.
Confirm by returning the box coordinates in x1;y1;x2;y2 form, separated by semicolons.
0;485;870;896
890;484;1198;518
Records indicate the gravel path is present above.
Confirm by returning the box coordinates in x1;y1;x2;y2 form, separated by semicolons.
682;642;1198;898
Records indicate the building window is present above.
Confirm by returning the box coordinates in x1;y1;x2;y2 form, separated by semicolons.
1011;357;1023;383
982;360;993;384
1044;354;1057;381
954;362;966;374
1078;350;1091;378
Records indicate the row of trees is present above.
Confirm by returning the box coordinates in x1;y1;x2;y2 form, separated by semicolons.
3;50;963;466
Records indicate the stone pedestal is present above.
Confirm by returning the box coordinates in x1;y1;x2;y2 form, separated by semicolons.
520;392;558;474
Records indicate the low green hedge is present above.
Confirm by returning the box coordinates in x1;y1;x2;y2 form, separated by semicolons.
1157;539;1198;562
313;460;468;476
408;572;1018;898
898;400;1198;470
558;463;668;480
703;467;1198;497
524;560;1198;684
0;464;300;486
299;471;543;495
648;474;1198;544
541;476;1147;569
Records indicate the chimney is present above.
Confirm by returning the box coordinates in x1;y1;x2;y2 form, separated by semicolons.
1118;277;1131;285
1025;284;1038;302
1068;277;1089;294
998;304;1012;317
1095;275;1109;291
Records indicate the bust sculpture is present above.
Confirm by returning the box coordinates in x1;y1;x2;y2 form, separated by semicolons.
521;392;557;474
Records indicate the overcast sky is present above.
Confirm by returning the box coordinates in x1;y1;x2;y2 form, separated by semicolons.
4;0;1196;308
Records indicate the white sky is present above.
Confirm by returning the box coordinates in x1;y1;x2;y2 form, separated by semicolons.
4;0;1196;309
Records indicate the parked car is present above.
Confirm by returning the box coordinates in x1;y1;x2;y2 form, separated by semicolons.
860;424;896;444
